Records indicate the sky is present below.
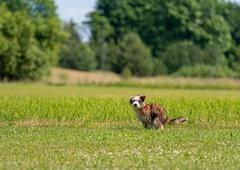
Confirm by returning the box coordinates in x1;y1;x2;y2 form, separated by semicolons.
55;0;97;41
55;0;97;24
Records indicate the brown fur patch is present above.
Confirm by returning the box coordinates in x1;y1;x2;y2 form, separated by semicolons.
140;103;170;130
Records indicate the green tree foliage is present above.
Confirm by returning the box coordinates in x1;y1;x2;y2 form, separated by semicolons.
165;0;231;52
217;1;240;73
87;11;114;42
162;41;229;74
0;0;57;18
87;0;240;76
225;46;240;73
89;0;232;55
59;42;96;71
106;32;153;76
162;41;205;73
0;0;66;80
34;16;66;65
217;1;240;45
173;64;238;78
0;5;50;80
0;0;29;12
59;20;97;71
87;11;114;70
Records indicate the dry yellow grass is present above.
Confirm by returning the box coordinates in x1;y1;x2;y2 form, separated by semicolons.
47;68;240;90
129;76;240;89
49;68;122;84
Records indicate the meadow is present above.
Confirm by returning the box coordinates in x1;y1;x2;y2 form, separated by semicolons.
0;83;240;169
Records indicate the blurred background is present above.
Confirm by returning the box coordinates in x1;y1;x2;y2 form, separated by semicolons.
1;0;240;83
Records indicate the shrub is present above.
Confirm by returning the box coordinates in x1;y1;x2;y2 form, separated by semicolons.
162;41;206;73
152;58;168;76
0;5;54;80
172;64;239;78
59;43;97;71
120;67;132;79
162;41;227;74
106;32;153;77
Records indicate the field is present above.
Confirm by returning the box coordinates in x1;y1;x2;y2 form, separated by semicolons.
0;82;240;169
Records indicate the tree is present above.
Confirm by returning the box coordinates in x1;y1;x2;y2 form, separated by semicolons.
0;0;29;13
162;41;228;73
106;32;153;76
217;1;240;73
59;20;97;71
0;5;50;80
34;15;66;65
0;0;57;18
59;42;96;71
88;0;232;55
86;0;236;76
0;0;67;80
162;41;205;73
217;1;240;45
87;11;114;70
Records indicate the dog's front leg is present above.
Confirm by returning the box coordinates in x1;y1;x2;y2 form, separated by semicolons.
145;116;153;129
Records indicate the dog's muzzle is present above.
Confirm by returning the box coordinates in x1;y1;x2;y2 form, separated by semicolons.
132;101;140;108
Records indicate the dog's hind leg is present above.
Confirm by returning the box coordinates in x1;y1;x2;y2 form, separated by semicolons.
142;122;148;129
153;118;164;130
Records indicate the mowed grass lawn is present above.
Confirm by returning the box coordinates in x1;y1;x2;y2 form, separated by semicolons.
0;83;240;169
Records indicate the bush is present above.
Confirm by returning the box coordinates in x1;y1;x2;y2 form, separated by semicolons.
120;67;132;79
59;43;97;71
152;58;168;76
162;41;228;74
172;64;239;78
0;6;52;80
0;3;66;81
106;32;153;77
162;41;206;73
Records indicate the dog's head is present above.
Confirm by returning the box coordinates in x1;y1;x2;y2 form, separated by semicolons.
129;94;147;109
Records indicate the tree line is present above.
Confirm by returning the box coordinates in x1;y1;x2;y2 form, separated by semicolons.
87;0;240;78
0;0;240;80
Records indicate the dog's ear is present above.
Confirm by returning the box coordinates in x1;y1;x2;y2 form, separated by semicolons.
140;94;147;102
129;96;134;104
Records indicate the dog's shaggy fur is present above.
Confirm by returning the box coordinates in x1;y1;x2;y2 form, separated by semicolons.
129;94;188;130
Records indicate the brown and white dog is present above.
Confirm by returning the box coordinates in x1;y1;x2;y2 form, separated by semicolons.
129;94;188;130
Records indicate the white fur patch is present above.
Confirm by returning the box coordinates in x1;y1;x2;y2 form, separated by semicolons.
130;96;142;109
130;95;145;121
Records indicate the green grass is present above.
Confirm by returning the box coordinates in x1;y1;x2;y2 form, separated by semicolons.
0;97;239;127
0;84;240;169
1;126;239;169
1;83;240;99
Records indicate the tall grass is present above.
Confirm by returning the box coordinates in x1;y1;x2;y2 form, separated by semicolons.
0;96;239;127
0;97;131;126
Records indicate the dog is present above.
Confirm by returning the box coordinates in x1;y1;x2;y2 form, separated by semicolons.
129;94;188;130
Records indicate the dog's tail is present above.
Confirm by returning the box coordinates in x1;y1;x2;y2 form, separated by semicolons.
167;117;188;125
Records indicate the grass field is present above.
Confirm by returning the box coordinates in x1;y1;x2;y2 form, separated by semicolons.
0;83;240;169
